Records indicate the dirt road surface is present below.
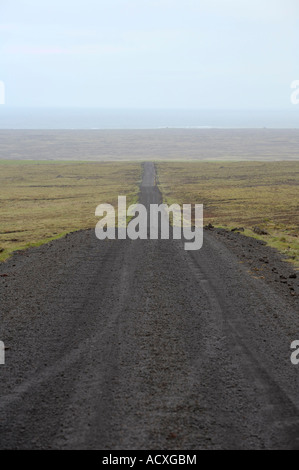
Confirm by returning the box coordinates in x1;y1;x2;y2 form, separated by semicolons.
0;162;298;449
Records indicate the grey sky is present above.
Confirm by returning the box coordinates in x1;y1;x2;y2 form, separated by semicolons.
0;0;298;108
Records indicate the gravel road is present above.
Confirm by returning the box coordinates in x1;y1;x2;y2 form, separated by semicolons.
0;162;298;449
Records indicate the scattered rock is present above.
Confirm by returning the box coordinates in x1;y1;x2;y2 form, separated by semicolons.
205;223;214;230
259;257;269;264
253;226;268;236
289;273;297;279
231;227;244;232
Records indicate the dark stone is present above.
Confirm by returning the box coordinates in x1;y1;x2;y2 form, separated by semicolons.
253;226;268;235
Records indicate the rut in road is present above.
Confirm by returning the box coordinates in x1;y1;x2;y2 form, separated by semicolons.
0;162;299;449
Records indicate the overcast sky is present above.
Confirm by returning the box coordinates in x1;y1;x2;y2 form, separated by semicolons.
0;0;298;108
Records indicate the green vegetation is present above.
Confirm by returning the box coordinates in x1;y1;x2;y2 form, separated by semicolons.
0;160;141;262
1;159;298;268
157;161;299;267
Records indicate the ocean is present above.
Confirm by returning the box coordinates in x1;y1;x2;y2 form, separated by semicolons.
0;107;298;129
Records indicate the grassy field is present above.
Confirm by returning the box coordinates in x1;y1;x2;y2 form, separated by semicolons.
157;161;299;267
1;159;298;268
0;160;141;262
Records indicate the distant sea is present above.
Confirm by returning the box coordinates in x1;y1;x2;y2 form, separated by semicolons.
0;108;298;129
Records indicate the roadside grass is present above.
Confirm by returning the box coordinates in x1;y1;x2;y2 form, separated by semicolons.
157;161;299;268
0;160;141;262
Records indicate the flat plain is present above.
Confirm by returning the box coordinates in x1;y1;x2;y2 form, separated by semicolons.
0;129;299;161
157;161;299;267
0;130;298;265
0;160;141;262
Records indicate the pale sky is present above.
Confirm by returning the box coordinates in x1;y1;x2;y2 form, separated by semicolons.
0;0;298;108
